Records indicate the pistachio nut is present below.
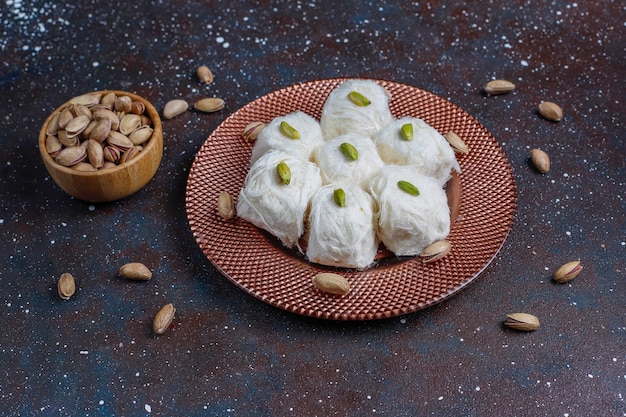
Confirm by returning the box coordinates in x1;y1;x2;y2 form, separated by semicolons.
279;121;300;139
86;139;104;169
130;101;145;115
88;118;112;143
194;97;225;113
57;272;76;300
348;91;371;106
107;130;134;151
420;239;451;263
504;313;540;331
153;303;176;335
55;146;87;166
72;162;97;172
538;101;563;122
276;161;291;185
445;131;469;154
114;95;133;113
242;121;266;142
397;180;419;196
530;148;550;173
312;273;350;295
65;115;91;138
119;114;142;135
163;99;188;120
69;92;102;106
197;65;214;84
333;188;346;207
128;125;153;145
217;191;235;220
340;142;358;161
119;262;153;281
553;260;583;283
400;123;414;141
484;79;515;95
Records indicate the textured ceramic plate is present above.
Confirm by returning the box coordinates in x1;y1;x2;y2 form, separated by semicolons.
186;78;516;320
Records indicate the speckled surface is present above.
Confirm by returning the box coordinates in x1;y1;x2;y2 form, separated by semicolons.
1;1;624;416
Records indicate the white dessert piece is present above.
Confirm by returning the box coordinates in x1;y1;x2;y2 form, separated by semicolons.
369;165;450;257
320;79;393;140
374;117;460;187
250;111;324;165
313;132;385;190
306;184;378;269
237;150;323;249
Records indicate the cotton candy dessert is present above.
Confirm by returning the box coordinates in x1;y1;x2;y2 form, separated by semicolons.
313;132;385;190
320;79;393;140
369;165;450;257
374;117;460;187
250;111;324;165
306;184;378;269
237;150;323;249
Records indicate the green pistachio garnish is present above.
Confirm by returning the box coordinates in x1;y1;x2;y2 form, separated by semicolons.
333;188;346;207
340;142;359;161
279;121;300;139
400;123;413;141
348;91;371;107
276;161;291;185
397;180;419;196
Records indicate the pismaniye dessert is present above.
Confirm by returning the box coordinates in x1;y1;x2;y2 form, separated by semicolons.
236;79;461;269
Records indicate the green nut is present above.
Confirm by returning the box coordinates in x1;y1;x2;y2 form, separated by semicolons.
279;121;300;139
400;123;413;141
277;161;291;185
347;91;371;107
340;142;359;161
333;188;346;207
397;180;419;196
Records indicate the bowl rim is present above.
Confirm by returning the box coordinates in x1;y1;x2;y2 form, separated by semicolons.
38;89;163;177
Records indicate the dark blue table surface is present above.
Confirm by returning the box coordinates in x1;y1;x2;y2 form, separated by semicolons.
1;1;624;416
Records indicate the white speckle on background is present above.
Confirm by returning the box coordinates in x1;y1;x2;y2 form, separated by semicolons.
521;60;529;66
145;404;152;413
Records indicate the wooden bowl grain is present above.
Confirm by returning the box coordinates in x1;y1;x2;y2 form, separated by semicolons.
38;90;163;202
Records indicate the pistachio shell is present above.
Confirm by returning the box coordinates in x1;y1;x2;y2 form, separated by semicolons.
55;146;87;166
153;303;176;335
538;101;563;121
163;99;189;119
57;130;79;147
46;112;61;136
88;118;112;143
45;135;62;154
119;262;152;281
242;121;266;142
484;79;515;95
505;313;540;331
107;131;134;151
119;146;141;164
69;92;102;106
130;101;145;115
197;65;214;84
71;162;97;172
128;125;153;145
93;109;120;130
530;148;550;173
445;131;469;154
114;95;133;113
194;97;225;113
420;239;451;263
553;260;583;283
103;145;121;163
101;92;117;106
312;273;350;295
58;107;74;129
217;191;235;220
57;272;76;300
119;114;142;135
86;139;104;168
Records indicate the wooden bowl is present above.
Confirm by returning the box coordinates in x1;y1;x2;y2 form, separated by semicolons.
39;90;163;202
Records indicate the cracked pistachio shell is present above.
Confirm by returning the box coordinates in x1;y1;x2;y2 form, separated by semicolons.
242;121;266;142
505;313;540;331
420;240;452;263
217;191;235;220
553;260;583;283
57;272;76;300
445;131;469;154
163;99;189;120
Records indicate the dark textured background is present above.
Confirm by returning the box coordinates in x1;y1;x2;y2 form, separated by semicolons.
1;1;624;416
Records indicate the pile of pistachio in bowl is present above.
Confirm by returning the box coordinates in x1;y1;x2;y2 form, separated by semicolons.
44;92;154;171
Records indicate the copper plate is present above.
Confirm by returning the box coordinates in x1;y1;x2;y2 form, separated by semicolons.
186;78;517;321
